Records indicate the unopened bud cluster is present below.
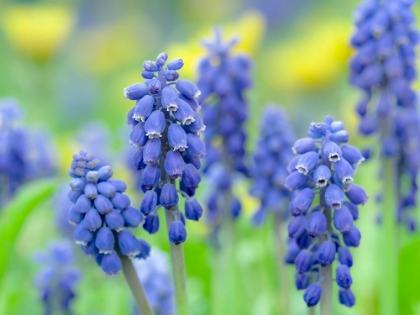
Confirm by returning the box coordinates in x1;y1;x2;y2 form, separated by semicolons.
350;0;420;229
285;115;368;308
124;52;206;245
68;150;150;275
249;105;294;224
198;27;253;225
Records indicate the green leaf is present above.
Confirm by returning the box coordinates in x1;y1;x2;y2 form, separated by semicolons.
398;235;420;315
0;179;57;282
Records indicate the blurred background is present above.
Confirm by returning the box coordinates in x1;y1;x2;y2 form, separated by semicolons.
1;0;420;314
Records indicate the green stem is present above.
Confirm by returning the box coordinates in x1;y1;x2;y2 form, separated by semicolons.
274;213;290;315
379;156;398;315
320;187;332;315
165;207;188;315
119;254;155;315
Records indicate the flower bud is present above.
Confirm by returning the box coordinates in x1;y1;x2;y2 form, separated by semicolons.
181;164;201;189
290;188;314;216
122;206;144;227
144;110;165;139
323;141;342;162
94;195;114;215
141;164;160;190
164;151;185;179
336;264;353;289
292;138;316;154
68;205;84;225
295;273;310;290
294;249;313;273
316;240;336;266
343;225;361;247
140;190;158;215
325;184;344;209
184;198;203;221
143;138;161;164
105;210;125;231
303;283;322;307
341;144;364;165
106;179;127;193
130;122;147;149
161;86;179;112
166;58;184;70
345;184;368;205
339;288;356;307
83;208;102;231
288;216;305;238
143;60;159;72
160;184;179;209
285;172;308;191
133;95;154;122
186;133;206;159
305;212;327;237
124;83;148;100
313;165;331;187
338;246;353;267
95;227;115;254
97;182;117;198
74;224;93;246
168;124;188;151
100;251;122;275
176;79;200;99
74;195;92;213
333;205;354;233
295;152;319;175
143;212;160;234
118;230;142;257
173;99;195;125
334;159;354;185
169;221;187;245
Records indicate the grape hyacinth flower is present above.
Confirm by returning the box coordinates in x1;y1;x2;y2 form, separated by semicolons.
124;52;205;244
124;52;205;315
249;105;294;225
349;0;420;229
68;150;150;275
132;249;175;315
285;115;368;310
34;241;81;315
0;98;56;207
197;27;252;229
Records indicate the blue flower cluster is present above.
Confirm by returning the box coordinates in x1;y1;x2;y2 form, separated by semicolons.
350;0;420;229
34;241;81;315
0;98;56;206
124;52;206;245
285;115;368;308
249;105;294;225
132;249;174;315
197;27;253;225
68;150;150;275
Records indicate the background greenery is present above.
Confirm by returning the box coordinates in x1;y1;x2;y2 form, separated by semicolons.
0;0;420;314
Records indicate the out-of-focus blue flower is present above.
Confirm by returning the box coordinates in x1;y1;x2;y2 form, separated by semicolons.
197;27;253;229
124;52;206;245
284;115;367;308
249;105;294;225
68;150;149;275
350;0;420;230
132;248;174;315
34;240;81;315
0;98;56;207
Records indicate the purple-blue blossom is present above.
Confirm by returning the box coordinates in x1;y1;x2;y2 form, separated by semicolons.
68;150;149;275
124;52;206;244
249;105;294;225
34;240;81;315
284;115;368;308
350;0;420;230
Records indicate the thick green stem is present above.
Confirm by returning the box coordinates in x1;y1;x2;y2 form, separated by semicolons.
165;207;188;315
320;187;332;315
379;157;398;315
119;254;155;315
274;213;290;315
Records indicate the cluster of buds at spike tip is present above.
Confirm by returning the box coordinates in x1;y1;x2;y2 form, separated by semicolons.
34;241;81;315
284;115;368;308
249;105;295;225
124;52;206;245
350;0;420;230
68;150;150;275
197;27;252;226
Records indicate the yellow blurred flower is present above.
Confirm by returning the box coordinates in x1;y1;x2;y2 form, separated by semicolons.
166;10;266;79
263;18;352;90
1;4;74;62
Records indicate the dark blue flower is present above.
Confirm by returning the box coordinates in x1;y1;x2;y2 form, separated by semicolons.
303;283;322;307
